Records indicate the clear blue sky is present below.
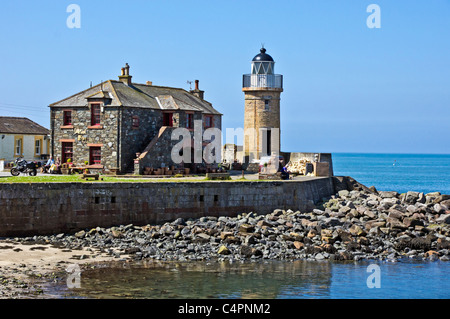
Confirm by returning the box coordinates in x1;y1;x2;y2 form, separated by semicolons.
0;0;449;154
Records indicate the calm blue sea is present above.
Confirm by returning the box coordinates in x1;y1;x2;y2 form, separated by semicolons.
332;153;450;195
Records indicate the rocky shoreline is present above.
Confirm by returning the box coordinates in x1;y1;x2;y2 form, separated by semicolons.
9;189;450;263
1;187;449;298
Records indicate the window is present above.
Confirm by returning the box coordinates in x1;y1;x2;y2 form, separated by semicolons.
35;139;41;155
89;147;101;165
62;142;73;163
204;115;213;128
163;112;173;127
63;110;72;125
186;113;194;129
264;100;270;111
91;104;101;126
15;137;22;155
132;116;139;128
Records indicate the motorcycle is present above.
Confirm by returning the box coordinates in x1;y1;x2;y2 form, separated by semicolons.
10;156;39;176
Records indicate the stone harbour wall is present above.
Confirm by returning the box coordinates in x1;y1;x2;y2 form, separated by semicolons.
0;177;338;237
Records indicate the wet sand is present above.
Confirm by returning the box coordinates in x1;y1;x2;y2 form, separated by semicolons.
0;239;123;298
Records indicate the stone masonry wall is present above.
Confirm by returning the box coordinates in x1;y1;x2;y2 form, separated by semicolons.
0;177;337;237
52;106;120;169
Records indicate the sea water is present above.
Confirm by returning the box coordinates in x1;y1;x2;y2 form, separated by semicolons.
332;153;450;195
53;153;450;299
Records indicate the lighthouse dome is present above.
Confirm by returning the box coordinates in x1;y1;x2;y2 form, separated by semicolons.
252;48;274;62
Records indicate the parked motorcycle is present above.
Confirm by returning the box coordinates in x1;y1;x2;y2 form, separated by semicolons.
10;156;38;176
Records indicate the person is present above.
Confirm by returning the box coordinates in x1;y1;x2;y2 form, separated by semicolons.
281;166;290;180
43;156;54;173
50;157;61;174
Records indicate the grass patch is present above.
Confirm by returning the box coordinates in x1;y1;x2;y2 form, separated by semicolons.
0;174;214;183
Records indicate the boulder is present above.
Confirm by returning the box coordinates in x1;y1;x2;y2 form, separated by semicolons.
338;190;350;198
239;223;255;233
435;195;450;203
293;241;305;250
349;224;366;236
217;245;231;255
436;213;450;224
379;191;399;198
403;191;420;204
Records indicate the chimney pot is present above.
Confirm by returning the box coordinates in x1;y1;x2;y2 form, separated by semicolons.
118;63;132;86
195;80;199;90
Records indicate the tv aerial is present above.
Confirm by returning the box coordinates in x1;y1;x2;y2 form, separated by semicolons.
187;80;193;90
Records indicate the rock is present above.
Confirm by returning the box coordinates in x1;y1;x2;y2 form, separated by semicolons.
388;209;404;220
321;229;333;238
406;205;418;214
338;190;350;198
256;220;273;227
424;250;439;261
223;236;241;244
387;217;407;230
220;231;234;240
404;191;420;204
173;218;186;226
434;204;445;214
402;217;424;228
289;232;304;242
440;199;450;209
217;245;231;255
364;210;376;219
323;217;342;227
379;191;399;198
307;229;317;239
365;220;386;230
339;206;352;214
435;195;450;203
349;225;365;236
293;241;304;250
337;229;353;242
272;209;284;216
239;223;255;233
111;229;123;238
315;253;325;260
194;233;211;243
75;230;85;238
436;213;450;224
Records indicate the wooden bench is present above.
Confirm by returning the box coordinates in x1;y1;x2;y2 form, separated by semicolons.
81;173;103;181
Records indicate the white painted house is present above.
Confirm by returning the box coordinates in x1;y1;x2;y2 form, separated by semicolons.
0;117;50;168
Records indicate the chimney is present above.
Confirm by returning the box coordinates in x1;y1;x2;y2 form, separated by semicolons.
118;63;132;85
190;79;204;100
146;81;153;86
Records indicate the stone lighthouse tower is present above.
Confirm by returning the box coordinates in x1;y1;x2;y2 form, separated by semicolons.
242;47;283;162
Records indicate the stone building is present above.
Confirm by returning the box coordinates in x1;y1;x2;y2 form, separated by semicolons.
49;64;222;174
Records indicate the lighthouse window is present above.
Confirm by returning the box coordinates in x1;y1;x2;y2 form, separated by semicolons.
264;100;270;111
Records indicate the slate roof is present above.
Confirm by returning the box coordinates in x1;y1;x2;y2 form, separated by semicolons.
49;80;222;115
0;117;49;135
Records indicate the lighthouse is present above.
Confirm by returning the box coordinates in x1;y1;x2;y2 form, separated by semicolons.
242;47;283;162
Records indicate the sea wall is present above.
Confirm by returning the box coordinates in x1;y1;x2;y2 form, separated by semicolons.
0;177;342;237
